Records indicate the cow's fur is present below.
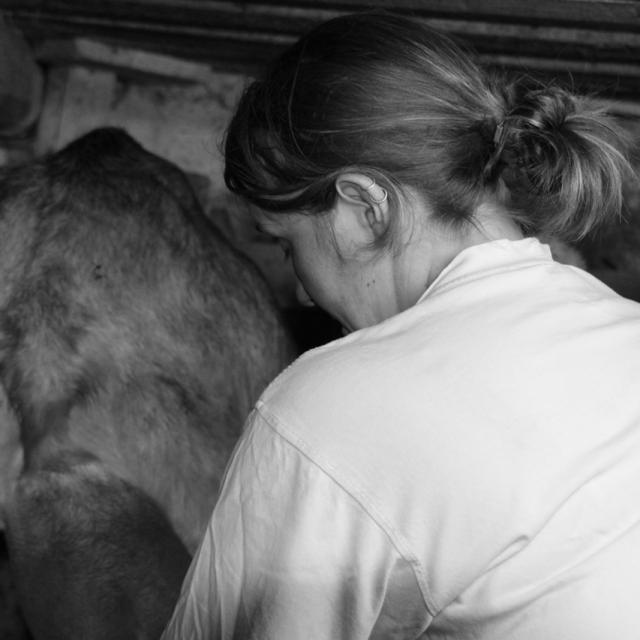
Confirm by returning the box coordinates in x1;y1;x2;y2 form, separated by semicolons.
0;128;294;639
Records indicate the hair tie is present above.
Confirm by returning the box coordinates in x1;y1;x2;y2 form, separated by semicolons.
484;119;509;180
493;120;506;146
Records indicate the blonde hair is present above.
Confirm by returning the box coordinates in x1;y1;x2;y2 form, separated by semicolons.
225;11;635;242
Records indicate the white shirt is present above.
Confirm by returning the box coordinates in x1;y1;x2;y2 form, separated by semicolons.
162;238;640;639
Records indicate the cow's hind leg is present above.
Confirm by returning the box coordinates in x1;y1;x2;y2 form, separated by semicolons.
5;451;190;640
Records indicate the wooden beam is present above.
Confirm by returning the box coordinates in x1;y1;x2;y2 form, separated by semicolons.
2;0;640;99
3;0;640;30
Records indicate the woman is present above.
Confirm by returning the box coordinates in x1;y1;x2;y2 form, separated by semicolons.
162;12;640;639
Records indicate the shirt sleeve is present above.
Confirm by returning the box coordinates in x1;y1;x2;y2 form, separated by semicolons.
161;407;431;640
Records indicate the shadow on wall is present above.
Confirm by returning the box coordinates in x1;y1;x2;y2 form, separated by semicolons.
577;141;640;303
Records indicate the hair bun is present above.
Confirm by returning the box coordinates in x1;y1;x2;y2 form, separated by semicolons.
496;81;633;240
510;85;575;130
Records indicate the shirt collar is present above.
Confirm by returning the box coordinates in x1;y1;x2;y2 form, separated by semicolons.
416;237;554;305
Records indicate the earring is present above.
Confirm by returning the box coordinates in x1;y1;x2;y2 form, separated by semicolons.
363;177;388;204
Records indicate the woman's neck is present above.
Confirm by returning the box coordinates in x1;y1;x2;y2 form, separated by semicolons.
394;198;524;310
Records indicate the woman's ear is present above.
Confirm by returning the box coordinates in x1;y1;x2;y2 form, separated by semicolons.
334;173;390;242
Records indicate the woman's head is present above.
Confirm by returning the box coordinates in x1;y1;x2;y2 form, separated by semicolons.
225;12;503;232
224;11;635;330
225;11;633;242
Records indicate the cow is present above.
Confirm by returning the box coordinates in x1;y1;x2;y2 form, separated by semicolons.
0;128;295;640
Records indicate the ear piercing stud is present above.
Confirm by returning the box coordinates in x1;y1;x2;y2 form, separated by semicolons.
363;177;388;204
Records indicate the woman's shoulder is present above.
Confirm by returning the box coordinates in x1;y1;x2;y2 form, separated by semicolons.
261;330;377;410
256;316;419;439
